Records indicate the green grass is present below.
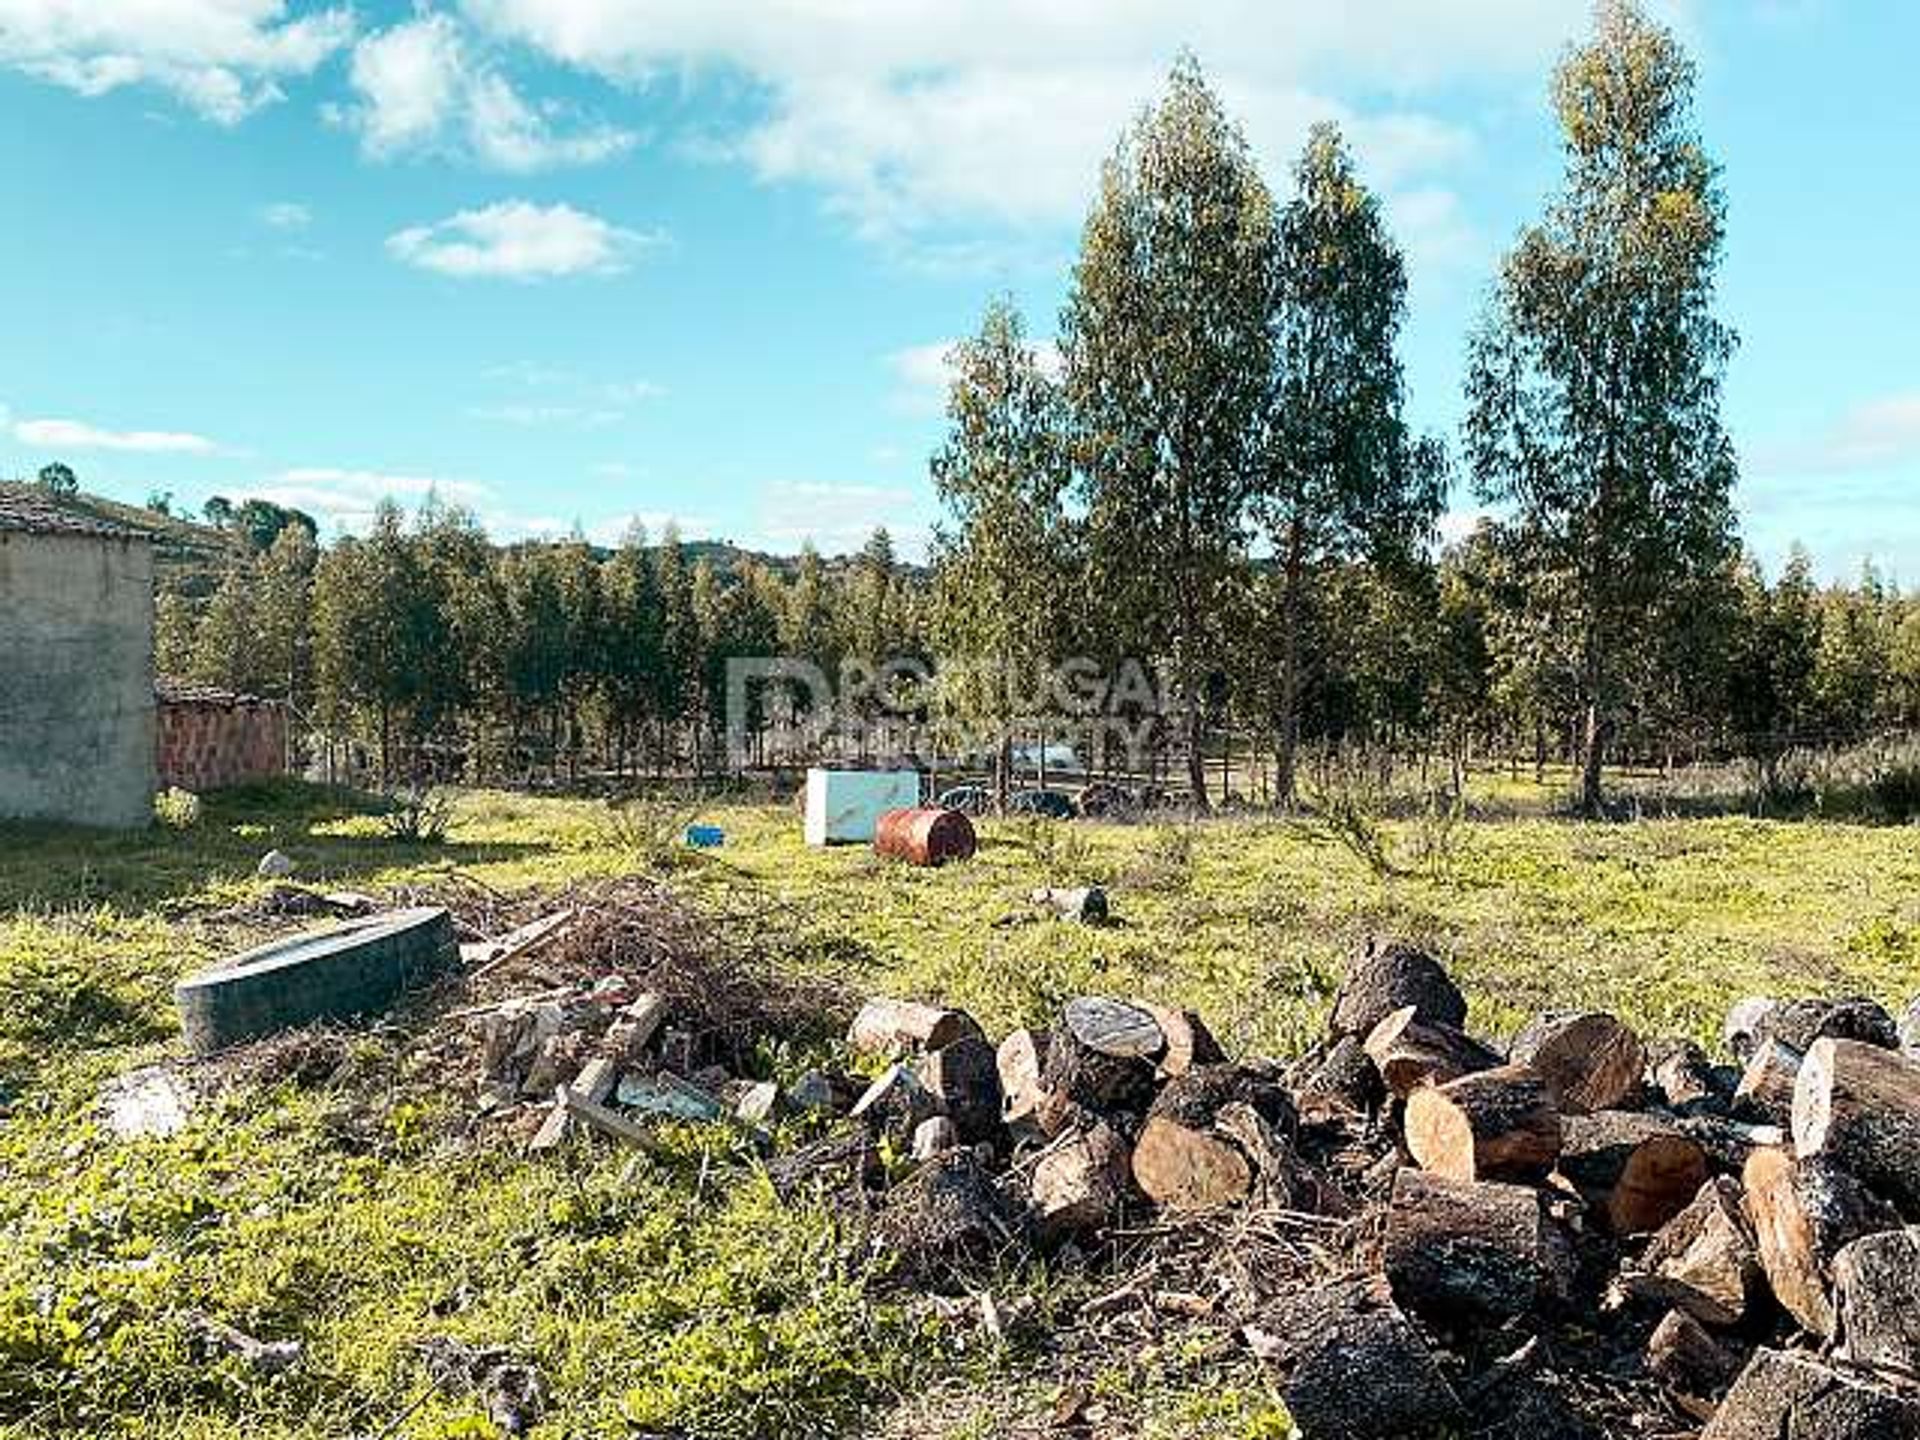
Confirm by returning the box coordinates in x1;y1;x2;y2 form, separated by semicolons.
4;783;1920;1438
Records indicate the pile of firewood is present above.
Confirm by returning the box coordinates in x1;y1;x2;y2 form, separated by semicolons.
828;942;1920;1439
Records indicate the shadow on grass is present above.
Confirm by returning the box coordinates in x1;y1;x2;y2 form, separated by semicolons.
0;778;552;913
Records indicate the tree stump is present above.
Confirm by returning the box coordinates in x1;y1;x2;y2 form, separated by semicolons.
1628;1175;1761;1327
1330;937;1466;1039
1363;1006;1501;1099
1557;1110;1708;1234
915;1033;1003;1144
1793;1037;1920;1216
1700;1348;1920;1439
1733;1037;1803;1125
1832;1227;1920;1377
1508;1010;1644;1113
847;998;982;1056
1029;1121;1131;1242
1742;1146;1897;1337
1383;1168;1574;1322
1645;1309;1745;1423
1041;997;1164;1114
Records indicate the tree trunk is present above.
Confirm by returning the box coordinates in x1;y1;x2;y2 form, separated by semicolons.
1274;521;1306;809
1579;699;1606;816
1185;695;1210;813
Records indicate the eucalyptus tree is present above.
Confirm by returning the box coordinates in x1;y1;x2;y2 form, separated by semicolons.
1258;121;1445;802
930;297;1071;805
1062;55;1275;809
1464;0;1736;813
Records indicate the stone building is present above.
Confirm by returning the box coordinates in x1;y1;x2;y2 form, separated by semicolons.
156;680;288;792
0;485;156;827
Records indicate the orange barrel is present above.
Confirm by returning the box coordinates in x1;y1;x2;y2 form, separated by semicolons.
874;806;978;866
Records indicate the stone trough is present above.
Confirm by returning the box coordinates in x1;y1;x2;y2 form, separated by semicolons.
175;907;456;1054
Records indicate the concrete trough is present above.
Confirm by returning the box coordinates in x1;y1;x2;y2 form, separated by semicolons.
175;907;456;1055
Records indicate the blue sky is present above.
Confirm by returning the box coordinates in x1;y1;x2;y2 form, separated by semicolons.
0;1;1914;578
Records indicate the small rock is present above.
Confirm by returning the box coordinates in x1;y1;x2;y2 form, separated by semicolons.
912;1115;961;1160
101;1066;196;1141
736;1080;780;1126
256;849;295;879
788;1068;842;1113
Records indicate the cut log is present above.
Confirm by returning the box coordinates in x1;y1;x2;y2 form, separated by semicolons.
735;1079;780;1127
1678;1113;1785;1174
915;1034;1003;1144
1742;1146;1897;1337
1149;1063;1297;1136
1330;937;1466;1039
569;1056;619;1108
995;1028;1051;1125
1029;1122;1130;1241
1833;1228;1920;1379
849;1063;936;1142
1557;1110;1708;1234
1383;1169;1574;1322
1628;1175;1761;1327
874;1151;1020;1275
1249;1280;1463;1440
1213;1101;1324;1212
847;997;982;1056
1131;1115;1251;1211
1700;1348;1920;1440
1507;1011;1645;1114
1899;996;1920;1055
1139;1002;1225;1077
1645;1309;1745;1423
1293;1033;1386;1120
1645;1037;1727;1111
1793;1037;1920;1216
1403;1064;1561;1184
1363;1006;1501;1099
1733;1037;1803;1125
1724;996;1779;1065
1768;996;1900;1053
1041;998;1164;1114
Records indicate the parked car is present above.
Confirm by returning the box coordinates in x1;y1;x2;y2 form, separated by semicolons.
1008;788;1078;820
934;784;992;816
1076;781;1139;819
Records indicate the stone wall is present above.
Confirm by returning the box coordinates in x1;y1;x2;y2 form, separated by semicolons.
157;686;288;792
0;528;156;828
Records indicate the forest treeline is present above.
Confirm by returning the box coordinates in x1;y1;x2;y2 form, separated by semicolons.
140;4;1920;810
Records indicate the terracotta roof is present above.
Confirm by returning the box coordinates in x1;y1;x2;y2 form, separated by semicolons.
156;678;278;708
0;483;155;541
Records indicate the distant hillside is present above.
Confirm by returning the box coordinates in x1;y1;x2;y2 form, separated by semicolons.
0;481;240;598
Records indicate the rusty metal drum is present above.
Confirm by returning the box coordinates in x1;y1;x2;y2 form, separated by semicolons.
873;806;978;866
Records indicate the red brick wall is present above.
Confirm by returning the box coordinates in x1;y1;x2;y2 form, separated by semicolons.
157;699;287;792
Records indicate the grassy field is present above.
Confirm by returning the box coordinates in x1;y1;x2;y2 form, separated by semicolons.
4;782;1919;1438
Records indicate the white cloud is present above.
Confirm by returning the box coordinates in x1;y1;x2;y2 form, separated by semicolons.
0;0;352;124
12;415;221;454
1753;391;1920;478
259;200;310;229
463;0;1586;253
756;478;929;555
251;466;493;532
339;12;633;170
387;201;660;280
471;365;666;425
887;335;1061;412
